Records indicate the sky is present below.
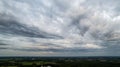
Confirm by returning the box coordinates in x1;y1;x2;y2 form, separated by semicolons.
0;0;120;56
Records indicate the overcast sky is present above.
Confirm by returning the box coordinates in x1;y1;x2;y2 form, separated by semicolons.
0;0;120;56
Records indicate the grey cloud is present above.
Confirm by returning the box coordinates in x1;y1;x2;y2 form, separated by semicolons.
0;47;7;49
13;47;96;52
0;43;8;45
0;40;8;45
0;0;120;56
0;14;63;39
70;15;89;36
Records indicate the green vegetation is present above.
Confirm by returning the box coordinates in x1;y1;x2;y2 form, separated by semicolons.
0;57;120;67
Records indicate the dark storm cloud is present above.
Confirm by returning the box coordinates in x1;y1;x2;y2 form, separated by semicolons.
69;15;89;36
0;47;7;49
0;14;63;39
13;47;95;52
0;43;8;45
0;40;9;46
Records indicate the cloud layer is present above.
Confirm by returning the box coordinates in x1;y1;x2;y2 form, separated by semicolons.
0;0;120;56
